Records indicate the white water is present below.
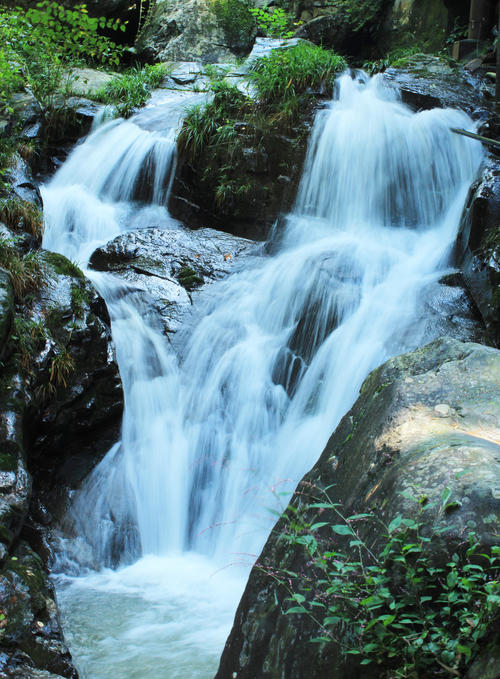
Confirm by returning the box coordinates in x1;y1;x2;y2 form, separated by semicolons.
42;74;482;678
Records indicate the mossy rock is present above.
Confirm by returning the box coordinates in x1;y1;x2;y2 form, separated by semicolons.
216;338;500;679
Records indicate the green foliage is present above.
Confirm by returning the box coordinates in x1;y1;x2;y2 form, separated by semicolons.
249;6;295;39
93;63;171;118
10;317;47;373
178;80;248;162
0;237;46;302
177;266;203;291
212;0;256;52
264;488;499;678
249;42;346;117
0;1;125;116
0;197;43;238
178;44;345;213
49;345;75;388
70;282;92;318
43;251;85;280
334;0;389;36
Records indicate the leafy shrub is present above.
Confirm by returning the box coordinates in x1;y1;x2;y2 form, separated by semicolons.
178;80;248;161
249;6;295;39
177;44;345;213
336;0;390;37
262;487;500;678
0;1;125;115
93;63;171;118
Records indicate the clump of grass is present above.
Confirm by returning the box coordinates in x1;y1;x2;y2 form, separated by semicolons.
178;80;248;162
249;43;346;118
94;63;171;118
11;317;47;373
49;345;75;388
0;238;46;301
71;282;92;318
0;197;43;238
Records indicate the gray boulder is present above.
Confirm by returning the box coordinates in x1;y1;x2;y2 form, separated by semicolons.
136;0;255;64
216;337;500;679
457;154;500;347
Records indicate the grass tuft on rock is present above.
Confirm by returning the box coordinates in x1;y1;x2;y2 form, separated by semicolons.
94;63;171;118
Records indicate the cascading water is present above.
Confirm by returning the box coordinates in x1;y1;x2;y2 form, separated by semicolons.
42;73;482;678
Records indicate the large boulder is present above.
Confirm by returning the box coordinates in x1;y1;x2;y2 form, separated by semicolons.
383;54;494;116
89;225;257;341
0;236;123;677
216;337;500;679
457;154;500;347
136;0;256;64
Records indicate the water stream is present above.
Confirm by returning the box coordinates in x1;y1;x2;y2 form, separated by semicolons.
41;73;482;678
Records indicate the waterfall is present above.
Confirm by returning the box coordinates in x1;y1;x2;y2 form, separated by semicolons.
41;73;482;678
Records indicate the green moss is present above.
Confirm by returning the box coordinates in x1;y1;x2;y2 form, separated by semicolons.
177;266;203;291
43;251;85;280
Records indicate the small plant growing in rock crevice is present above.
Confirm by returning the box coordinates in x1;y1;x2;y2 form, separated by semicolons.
49;345;75;389
259;485;500;678
93;63;171;118
0;197;43;239
0;238;46;302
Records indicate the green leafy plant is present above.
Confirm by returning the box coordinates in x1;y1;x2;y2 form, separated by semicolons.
0;197;43;238
261;487;500;678
0;237;46;301
0;1;125;116
10;317;47;374
93;63;171;118
249;42;346;115
249;6;295;39
177;44;345;214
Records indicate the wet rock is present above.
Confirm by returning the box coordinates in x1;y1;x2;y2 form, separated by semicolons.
90;225;257;335
24;251;123;495
384;55;493;117
171;118;314;240
2;155;43;210
457;155;500;347
0;542;77;678
216;337;500;679
69;68;118;97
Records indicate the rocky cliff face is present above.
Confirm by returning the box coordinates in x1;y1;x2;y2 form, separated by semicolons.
0;155;123;678
458;155;500;347
215;337;500;679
